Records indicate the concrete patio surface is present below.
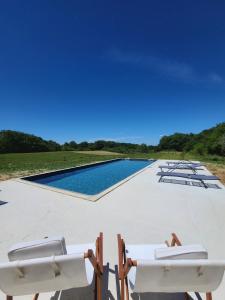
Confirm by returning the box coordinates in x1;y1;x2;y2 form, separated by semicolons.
0;160;224;300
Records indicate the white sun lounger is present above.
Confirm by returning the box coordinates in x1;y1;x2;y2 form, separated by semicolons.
0;233;103;300
117;233;225;300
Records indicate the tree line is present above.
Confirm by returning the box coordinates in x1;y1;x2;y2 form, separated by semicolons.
0;122;224;156
0;130;154;154
158;122;225;156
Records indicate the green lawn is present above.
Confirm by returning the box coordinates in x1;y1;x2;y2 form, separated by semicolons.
128;151;225;163
0;150;224;183
0;151;124;180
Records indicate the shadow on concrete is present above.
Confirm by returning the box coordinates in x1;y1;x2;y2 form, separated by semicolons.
49;264;111;299
114;265;121;300
51;286;94;300
130;293;191;300
105;263;116;300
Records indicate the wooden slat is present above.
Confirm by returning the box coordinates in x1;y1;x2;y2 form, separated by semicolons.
117;234;124;280
33;294;39;300
171;232;182;246
99;232;103;273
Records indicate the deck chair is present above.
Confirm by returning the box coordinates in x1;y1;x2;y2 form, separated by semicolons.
0;233;103;300
166;161;203;167
157;172;219;188
159;165;203;174
117;233;225;300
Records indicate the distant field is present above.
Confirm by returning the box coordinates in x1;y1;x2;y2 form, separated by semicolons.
128;151;225;163
0;151;124;180
74;150;124;155
0;150;224;184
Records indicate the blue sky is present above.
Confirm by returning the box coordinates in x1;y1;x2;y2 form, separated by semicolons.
0;1;225;145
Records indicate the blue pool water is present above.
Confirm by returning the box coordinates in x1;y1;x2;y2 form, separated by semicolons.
27;159;154;195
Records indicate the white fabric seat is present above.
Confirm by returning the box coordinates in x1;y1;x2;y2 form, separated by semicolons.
8;237;95;285
126;243;166;290
0;253;94;296
66;243;95;285
126;243;208;291
1;238;96;297
133;259;225;293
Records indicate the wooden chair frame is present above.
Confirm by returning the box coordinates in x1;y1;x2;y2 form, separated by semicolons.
117;234;136;300
6;232;104;300
118;233;212;300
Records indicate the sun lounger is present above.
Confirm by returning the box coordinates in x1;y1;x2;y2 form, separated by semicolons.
159;165;203;173
0;233;103;300
117;233;225;300
157;171;219;188
167;161;203;167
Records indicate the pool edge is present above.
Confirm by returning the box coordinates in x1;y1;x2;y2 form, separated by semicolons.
14;158;157;202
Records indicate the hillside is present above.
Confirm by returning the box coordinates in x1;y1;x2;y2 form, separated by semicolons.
158;122;225;156
0;130;154;154
0;130;61;153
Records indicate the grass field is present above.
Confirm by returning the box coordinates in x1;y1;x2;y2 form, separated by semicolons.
74;150;123;155
0;150;224;184
0;151;124;180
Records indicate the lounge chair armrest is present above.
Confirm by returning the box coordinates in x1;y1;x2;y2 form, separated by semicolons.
84;249;102;277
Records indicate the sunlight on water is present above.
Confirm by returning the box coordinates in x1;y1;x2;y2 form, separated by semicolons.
31;159;154;195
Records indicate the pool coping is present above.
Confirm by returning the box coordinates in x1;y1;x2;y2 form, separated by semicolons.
14;158;157;202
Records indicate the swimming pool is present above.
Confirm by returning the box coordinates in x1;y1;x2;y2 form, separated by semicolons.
22;159;155;200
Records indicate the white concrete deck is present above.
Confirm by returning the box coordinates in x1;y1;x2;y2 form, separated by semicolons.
0;160;224;300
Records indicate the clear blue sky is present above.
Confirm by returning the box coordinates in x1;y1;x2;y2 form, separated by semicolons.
0;1;225;145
